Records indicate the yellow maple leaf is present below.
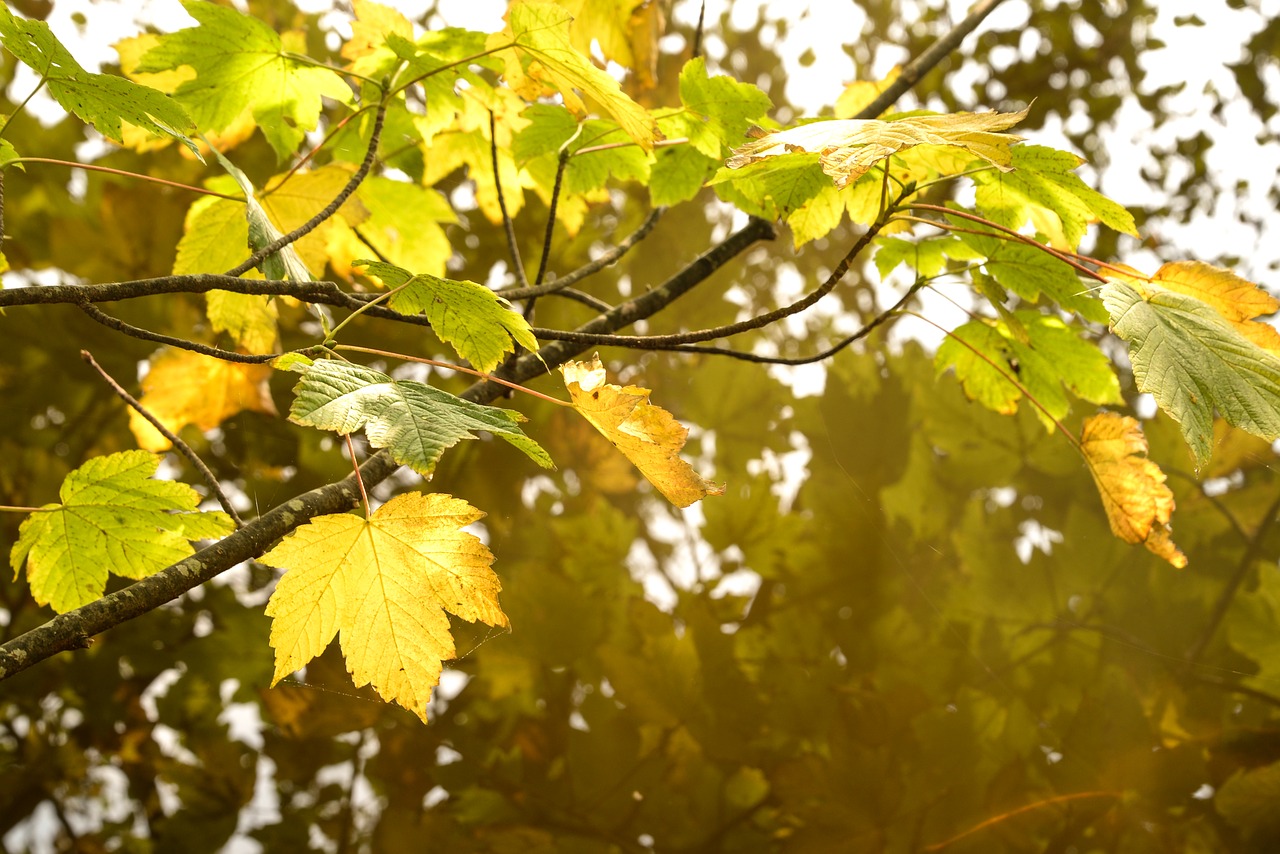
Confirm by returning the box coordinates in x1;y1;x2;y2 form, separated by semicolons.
834;67;901;119
1080;412;1187;568
261;165;370;278
341;0;412;77
1109;260;1280;352
259;492;507;722
129;349;277;451
561;356;724;507
727;107;1028;189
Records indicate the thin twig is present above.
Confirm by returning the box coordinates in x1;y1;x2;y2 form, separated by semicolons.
333;345;572;407
500;207;664;300
224;102;388;278
490;110;529;289
527;148;570;319
80;350;243;527
691;0;707;59
77;302;279;364
852;0;1011;121
13;158;242;201
921;791;1121;852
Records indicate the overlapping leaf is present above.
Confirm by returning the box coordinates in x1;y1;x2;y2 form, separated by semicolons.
561;356;723;507
285;358;552;474
130;349;278;452
936;311;1122;430
489;1;655;150
136;0;351;159
973;145;1138;249
1101;276;1280;466
260;492;507;722
726;107;1028;189
356;260;538;373
958;228;1108;323
0;5;197;155
10;451;234;612
1079;412;1186;567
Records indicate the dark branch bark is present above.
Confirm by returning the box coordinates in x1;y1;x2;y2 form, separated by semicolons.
0;214;774;680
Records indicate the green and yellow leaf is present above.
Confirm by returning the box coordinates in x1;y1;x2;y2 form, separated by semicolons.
130;349;278;451
10;451;234;612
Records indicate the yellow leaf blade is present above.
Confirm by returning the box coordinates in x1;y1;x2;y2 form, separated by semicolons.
1080;412;1187;568
259;493;507;722
561;356;724;507
129;349;277;451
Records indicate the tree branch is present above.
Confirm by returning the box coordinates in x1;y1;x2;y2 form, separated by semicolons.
0;214;775;680
77;302;280;364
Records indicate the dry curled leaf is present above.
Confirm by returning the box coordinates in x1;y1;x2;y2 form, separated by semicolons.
1080;412;1186;568
561;356;724;507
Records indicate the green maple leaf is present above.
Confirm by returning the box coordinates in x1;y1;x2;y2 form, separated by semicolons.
0;139;21;169
285;358;553;474
937;311;1121;430
974;145;1137;249
958;229;1107;323
355;178;456;277
677;56;772;158
874;235;980;279
711;152;829;220
356;260;538;373
136;0;352;160
514;106;650;196
10;451;234;613
491;1;654;150
0;5;197;156
1102;278;1280;466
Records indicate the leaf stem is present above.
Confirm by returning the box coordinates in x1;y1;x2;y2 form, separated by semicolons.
280;51;385;88
345;434;371;518
324;280;411;341
0;505;42;513
0;78;47;137
333;344;573;407
266;104;377;196
570;136;690;157
389;43;513;100
80;350;244;526
11;158;243;201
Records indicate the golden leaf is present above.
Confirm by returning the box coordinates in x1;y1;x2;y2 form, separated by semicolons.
129;349;277;451
727;107;1028;189
1080;412;1187;568
1110;260;1280;352
259;492;507;722
561;356;724;507
834;67;900;119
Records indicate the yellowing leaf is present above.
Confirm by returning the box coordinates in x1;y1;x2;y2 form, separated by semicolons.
341;0;413;78
726;107;1028;190
833;67;900;119
560;356;723;507
490;1;656;150
136;0;352;160
1112;260;1280;352
259;492;507;722
206;291;280;354
1080;412;1187;568
10;451;234;613
129;349;277;451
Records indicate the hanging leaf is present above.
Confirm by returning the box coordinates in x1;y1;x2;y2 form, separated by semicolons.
936;311;1122;430
129;349;278;452
726;107;1029;189
260;492;507;722
136;0;352;160
0;5;198;156
1101;276;1280;466
10;451;234;612
561;356;723;507
490;1;656;150
1079;412;1186;568
285;358;552;475
355;260;539;373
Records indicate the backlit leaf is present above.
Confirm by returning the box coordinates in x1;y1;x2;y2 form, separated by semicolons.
490;1;656;150
1079;412;1186;567
341;0;412;78
959;228;1107;323
561;356;723;507
260;492;507;722
973;144;1138;249
1102;276;1280;466
0;5;197;155
354;178;455;278
356;260;538;373
677;56;772;158
10;451;234;612
286;359;552;474
130;349;278;451
726;107;1028;189
136;0;352;160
